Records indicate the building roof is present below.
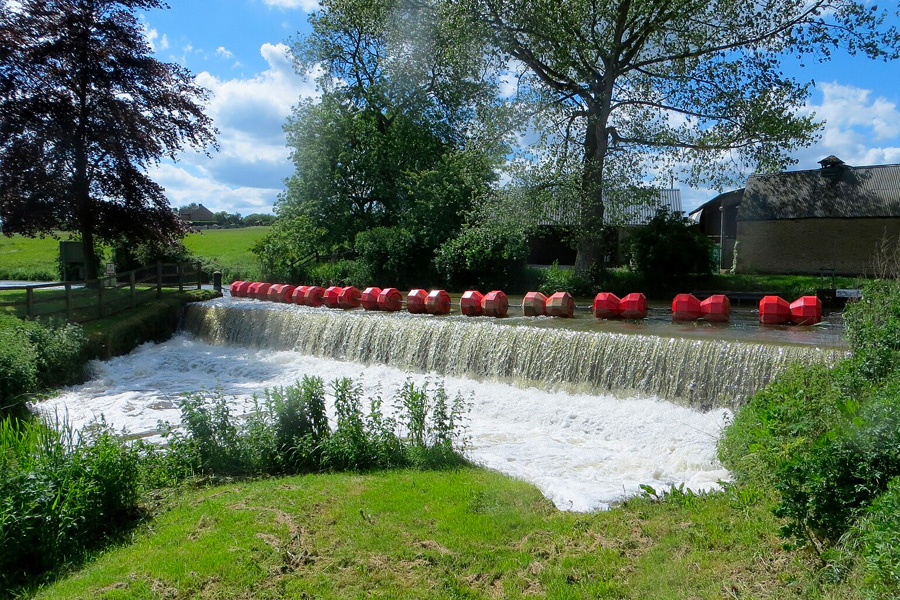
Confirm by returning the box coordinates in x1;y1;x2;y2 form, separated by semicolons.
688;188;744;218
532;188;683;227
738;161;900;221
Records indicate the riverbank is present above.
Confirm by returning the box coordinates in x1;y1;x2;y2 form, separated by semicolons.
30;469;861;600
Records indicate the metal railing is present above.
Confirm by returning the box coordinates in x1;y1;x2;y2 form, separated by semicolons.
0;261;202;323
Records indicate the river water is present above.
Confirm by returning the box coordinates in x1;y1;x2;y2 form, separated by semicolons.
35;295;844;511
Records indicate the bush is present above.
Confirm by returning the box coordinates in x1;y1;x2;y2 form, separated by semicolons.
860;477;900;599
0;416;142;590
354;226;424;289
625;208;715;292
434;219;531;292
0;315;85;416
160;376;470;479
843;279;900;381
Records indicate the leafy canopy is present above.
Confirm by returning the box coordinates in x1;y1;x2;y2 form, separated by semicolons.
0;0;217;278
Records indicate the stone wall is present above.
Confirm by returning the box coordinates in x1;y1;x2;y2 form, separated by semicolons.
736;217;900;276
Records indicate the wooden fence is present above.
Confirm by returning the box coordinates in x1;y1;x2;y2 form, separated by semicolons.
0;261;202;323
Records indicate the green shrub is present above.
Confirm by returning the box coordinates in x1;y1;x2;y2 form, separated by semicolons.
843;279;900;381
354;226;424;289
0;416;142;590
434;219;531;291
625;208;715;293
860;477;900;599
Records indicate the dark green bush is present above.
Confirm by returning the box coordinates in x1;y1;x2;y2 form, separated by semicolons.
625;208;715;292
0;416;142;590
354;226;424;289
434;219;531;292
860;477;900;599
843;279;900;381
0;316;85;416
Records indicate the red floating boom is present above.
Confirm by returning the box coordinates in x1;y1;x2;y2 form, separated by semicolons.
522;291;547;317
460;290;484;316
620;293;647;319
759;295;791;324
672;293;702;321
700;294;730;322
592;292;621;319
546;291;574;318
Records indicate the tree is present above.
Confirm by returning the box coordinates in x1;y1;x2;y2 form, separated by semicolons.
461;0;900;271
260;0;511;285
0;0;216;279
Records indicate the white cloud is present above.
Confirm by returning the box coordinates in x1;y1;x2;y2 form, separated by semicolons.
160;43;320;214
141;22;169;53
797;82;900;167
216;46;234;60
263;0;320;12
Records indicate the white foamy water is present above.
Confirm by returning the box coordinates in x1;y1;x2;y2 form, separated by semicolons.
36;334;731;512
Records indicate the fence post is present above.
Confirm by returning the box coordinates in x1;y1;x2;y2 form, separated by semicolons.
178;263;184;292
156;261;162;297
65;283;73;322
196;261;202;290
97;277;105;318
213;271;222;293
130;270;136;308
26;287;33;319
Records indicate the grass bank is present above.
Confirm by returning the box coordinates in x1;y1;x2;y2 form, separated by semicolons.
30;469;858;600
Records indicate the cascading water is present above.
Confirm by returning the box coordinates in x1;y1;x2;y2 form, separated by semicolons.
183;300;842;410
38;296;843;511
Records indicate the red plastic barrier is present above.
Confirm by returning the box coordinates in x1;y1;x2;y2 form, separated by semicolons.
230;280;245;296
620;293;647;319
235;281;252;298
425;290;451;315
378;287;402;311
592;292;621;319
248;282;273;299
324;286;342;308
361;287;382;311
407;289;428;314
546;291;574;318
267;284;285;302
460;290;484;316
672;293;702;321
522;291;547;317
700;294;730;322
790;295;822;325
304;285;325;307
337;286;361;309
291;285;309;304
759;295;791;324
482;290;509;318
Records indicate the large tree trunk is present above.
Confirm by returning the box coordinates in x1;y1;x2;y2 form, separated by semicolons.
574;83;611;273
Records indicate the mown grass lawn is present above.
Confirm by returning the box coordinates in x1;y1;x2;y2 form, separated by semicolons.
0;233;62;280
32;469;860;600
182;226;268;267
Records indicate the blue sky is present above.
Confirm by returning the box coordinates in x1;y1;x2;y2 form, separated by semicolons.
141;1;900;216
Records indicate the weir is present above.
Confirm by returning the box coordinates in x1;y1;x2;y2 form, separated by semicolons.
183;301;843;410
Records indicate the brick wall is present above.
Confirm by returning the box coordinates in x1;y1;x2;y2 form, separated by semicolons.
736;218;900;276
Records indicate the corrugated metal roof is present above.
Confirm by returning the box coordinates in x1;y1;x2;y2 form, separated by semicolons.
533;189;683;226
738;163;900;221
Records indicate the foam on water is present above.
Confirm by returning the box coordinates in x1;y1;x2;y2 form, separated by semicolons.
36;333;730;512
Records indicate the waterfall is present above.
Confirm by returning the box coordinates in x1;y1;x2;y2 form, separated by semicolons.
183;302;842;410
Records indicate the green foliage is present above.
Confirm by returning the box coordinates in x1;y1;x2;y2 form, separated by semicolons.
860;477;900;599
161;376;470;479
353;226;421;289
625;209;715;291
720;279;900;568
0;315;85;416
0;416;142;590
110;238;192;273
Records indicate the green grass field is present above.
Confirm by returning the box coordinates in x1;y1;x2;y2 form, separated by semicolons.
31;469;859;600
0;227;269;282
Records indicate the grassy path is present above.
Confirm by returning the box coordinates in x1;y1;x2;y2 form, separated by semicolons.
33;469;858;600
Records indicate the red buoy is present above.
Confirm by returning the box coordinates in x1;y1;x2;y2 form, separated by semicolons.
700;294;730;322
407;289;428;314
620;293;647;319
482;290;509;318
304;286;326;307
425;290;451;315
249;282;273;299
546;291;574;318
460;290;484;316
592;292;621;319
324;286;343;308
759;295;791;324
378;287;403;311
291;286;309;304
361;287;382;311
522;291;547;317
337;286;361;309
672;293;702;321
235;281;252;298
230;280;245;296
790;296;822;325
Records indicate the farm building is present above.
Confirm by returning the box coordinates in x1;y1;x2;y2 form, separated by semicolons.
690;157;900;275
178;203;215;224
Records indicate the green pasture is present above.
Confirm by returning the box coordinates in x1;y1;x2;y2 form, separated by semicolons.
181;226;268;269
32;470;857;600
0;234;62;280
